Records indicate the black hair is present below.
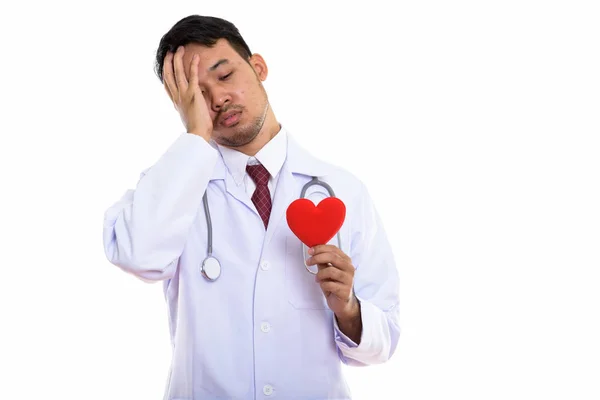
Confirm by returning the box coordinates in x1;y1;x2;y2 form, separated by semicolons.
154;15;252;83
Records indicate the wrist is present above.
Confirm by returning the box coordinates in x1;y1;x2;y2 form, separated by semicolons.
335;296;362;344
336;295;361;323
188;130;211;142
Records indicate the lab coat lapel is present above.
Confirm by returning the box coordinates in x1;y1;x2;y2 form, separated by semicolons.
263;133;332;247
224;173;256;212
209;150;256;212
264;162;296;246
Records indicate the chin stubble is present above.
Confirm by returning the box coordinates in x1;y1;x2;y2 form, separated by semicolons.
219;101;269;148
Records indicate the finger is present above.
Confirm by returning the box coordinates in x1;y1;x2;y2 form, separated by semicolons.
163;52;177;102
307;252;352;272
320;281;352;300
173;46;188;93
317;263;330;272
311;244;350;262
311;244;338;254
316;265;352;285
163;79;174;103
188;53;200;95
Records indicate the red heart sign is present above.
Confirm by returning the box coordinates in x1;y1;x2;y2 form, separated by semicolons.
286;197;346;248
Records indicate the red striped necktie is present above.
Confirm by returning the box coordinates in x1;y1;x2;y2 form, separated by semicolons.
246;163;272;229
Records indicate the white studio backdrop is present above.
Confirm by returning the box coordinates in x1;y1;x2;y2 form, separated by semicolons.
0;0;599;399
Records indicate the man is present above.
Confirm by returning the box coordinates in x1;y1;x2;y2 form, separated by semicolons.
103;15;400;400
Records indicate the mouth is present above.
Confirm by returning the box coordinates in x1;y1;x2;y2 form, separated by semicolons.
219;111;241;128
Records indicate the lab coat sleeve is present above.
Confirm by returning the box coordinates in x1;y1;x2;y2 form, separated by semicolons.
102;133;219;282
333;181;400;366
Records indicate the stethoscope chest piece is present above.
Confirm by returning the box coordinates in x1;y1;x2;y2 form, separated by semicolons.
201;256;221;281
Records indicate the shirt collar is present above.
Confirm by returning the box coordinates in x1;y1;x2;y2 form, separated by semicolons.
216;125;288;186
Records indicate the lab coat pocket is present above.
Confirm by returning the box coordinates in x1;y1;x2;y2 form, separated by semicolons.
285;236;329;310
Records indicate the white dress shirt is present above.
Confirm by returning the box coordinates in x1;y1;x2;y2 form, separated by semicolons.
216;125;287;200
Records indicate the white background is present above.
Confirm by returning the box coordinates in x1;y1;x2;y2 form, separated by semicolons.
0;0;598;399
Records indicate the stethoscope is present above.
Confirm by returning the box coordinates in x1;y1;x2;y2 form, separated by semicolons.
200;176;342;281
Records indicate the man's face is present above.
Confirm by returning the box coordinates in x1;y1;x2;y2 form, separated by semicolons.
181;39;269;148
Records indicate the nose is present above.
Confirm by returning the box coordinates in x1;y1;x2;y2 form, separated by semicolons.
211;89;231;113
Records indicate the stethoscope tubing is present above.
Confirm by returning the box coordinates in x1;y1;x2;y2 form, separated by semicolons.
200;176;342;280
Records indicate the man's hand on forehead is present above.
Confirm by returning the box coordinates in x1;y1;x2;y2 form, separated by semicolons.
162;46;213;141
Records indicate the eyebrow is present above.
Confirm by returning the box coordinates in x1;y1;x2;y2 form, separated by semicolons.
208;59;230;71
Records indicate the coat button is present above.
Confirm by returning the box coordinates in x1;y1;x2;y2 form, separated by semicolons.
261;322;271;333
260;260;270;271
263;384;274;395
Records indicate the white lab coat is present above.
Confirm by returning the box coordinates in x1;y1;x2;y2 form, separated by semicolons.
103;128;400;399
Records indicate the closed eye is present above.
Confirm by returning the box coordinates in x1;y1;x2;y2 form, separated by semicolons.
220;72;233;81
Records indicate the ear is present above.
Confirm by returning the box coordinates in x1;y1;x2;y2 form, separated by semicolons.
249;53;268;81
